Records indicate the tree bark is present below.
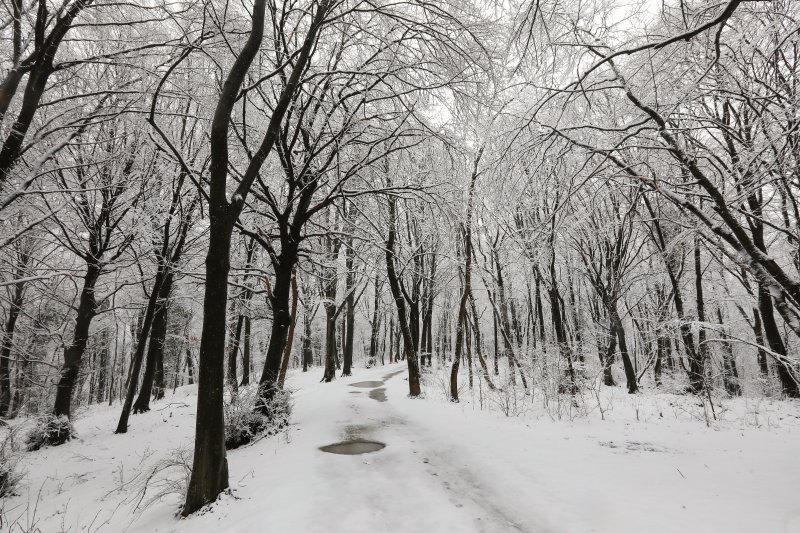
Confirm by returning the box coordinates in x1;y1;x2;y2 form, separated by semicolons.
342;241;356;376
451;150;481;401
184;0;330;512
116;264;168;433
0;254;27;416
240;316;251;385
386;191;421;396
278;273;298;389
132;273;173;413
53;262;101;419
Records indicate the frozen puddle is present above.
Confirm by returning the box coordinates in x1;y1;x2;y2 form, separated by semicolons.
349;380;383;388
369;388;387;402
319;439;386;455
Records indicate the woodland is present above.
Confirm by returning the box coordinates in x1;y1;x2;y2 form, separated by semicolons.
1;0;800;530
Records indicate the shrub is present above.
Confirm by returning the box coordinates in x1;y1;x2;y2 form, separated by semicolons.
25;414;74;451
0;424;22;497
129;446;193;513
224;386;292;450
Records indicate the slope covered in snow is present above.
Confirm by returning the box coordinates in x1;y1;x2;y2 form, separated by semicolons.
2;364;800;532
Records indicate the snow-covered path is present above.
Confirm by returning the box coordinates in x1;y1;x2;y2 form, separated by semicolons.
4;362;800;532
160;363;547;533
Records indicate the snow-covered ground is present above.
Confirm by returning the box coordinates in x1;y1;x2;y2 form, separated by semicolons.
2;364;800;532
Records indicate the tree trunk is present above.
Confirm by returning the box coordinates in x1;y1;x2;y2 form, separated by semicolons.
0;268;26;415
609;306;637;393
256;249;297;412
342;243;355;376
322;305;337;382
227;312;244;393
184;0;331;512
240;316;251;385
116;265;168;433
548;258;577;395
133;273;173;413
717;308;741;396
278;273;298;389
469;290;495;390
758;283;799;397
386;192;421;396
600;318;617;387
302;312;313;372
183;221;232;514
186;348;195;385
451;151;482;400
369;273;382;367
53;262;101;419
752;307;769;377
691;239;707;393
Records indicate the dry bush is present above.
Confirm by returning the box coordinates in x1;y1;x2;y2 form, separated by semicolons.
224;385;292;450
25;415;74;451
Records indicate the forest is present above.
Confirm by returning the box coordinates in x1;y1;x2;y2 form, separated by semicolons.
1;0;800;531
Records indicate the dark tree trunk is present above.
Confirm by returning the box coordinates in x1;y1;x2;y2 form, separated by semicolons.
386;192;421;396
186;348;195;385
302;313;313;372
229;238;256;391
256;248;298;412
420;250;436;367
758;283;799;397
183;221;233;513
609;306;638;393
716;308;741;396
369;273;382;367
752;307;769;377
469;291;495;390
133;274;173;413
153;338;166;400
451;152;481;400
654;337;667;387
0;265;26;416
322;305;337;382
53;262;101;419
184;0;330;512
534;270;547;350
227;312;244;393
342;242;355;376
691;239;707;393
278;273;298;389
116;265;168;433
493;310;499;375
95;331;109;404
600;318;617;387
240;316;251;385
548;258;577;395
408;297;420;354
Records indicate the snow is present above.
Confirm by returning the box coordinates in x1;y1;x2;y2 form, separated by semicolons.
3;364;800;532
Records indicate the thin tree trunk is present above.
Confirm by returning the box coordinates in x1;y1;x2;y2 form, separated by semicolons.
386;189;421;396
342;243;356;376
278;273;298;389
469;291;495;390
450;149;481;400
240;317;251;385
133;274;173;413
227;312;244;393
116;265;168;433
0;257;27;415
609;306;637;393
